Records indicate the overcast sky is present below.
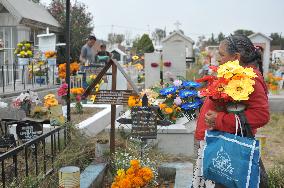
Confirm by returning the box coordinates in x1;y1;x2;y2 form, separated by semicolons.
41;0;284;42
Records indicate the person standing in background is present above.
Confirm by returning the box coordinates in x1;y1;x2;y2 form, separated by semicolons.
79;35;97;67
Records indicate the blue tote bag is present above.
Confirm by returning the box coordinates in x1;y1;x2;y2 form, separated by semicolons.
202;115;260;188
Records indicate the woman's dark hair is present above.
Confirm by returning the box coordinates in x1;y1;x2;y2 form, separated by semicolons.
224;34;263;75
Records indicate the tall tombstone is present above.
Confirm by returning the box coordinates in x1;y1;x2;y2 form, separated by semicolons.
144;52;161;88
37;28;57;84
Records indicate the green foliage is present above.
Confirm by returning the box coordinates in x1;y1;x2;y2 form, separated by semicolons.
270;33;284;49
233;29;254;36
268;165;284;188
133;34;154;54
48;0;94;61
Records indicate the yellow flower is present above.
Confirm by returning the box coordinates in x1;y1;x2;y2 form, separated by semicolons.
132;55;139;61
90;95;96;102
224;78;255;101
243;67;257;78
44;94;56;100
19;51;25;57
89;74;97;79
217;60;244;79
117;169;125;177
17;43;23;47
24;43;31;48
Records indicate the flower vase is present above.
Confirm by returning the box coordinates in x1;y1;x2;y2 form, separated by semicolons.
47;58;56;66
21;102;31;117
18;58;29;66
226;102;246;114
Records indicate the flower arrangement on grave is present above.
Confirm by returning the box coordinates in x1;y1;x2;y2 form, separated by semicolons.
265;72;282;93
70;87;85;114
44;94;59;108
87;74;104;103
44;51;57;59
58;62;80;79
28;61;48;79
111;159;154;188
12;90;41;116
157;80;203;122
14;41;33;58
196;60;258;112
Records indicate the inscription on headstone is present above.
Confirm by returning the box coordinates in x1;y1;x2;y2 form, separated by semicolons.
16;121;43;142
93;90;134;105
131;106;158;139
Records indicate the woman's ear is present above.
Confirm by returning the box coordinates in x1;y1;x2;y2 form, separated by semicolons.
234;53;241;61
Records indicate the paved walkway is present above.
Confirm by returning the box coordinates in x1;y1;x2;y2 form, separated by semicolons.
0;82;58;98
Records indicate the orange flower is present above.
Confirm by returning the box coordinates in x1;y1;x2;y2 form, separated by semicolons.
159;103;167;109
164;107;173;114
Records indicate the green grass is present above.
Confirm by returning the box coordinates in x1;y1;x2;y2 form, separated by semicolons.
258;113;284;188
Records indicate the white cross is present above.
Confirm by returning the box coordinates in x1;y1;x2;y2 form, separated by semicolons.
174;21;182;30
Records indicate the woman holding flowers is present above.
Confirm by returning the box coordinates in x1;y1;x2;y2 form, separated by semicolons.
192;35;269;188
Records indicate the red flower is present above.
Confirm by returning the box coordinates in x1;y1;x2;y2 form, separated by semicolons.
199;78;231;101
164;61;171;67
209;65;218;72
196;75;216;85
151;62;158;68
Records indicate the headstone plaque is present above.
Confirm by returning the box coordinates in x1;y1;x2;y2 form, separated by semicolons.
16;121;43;142
93;90;134;105
131;106;158;139
0;134;16;149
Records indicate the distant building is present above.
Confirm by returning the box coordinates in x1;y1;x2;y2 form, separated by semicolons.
0;0;61;65
248;32;272;75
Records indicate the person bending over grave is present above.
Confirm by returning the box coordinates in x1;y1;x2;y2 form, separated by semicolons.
80;35;97;67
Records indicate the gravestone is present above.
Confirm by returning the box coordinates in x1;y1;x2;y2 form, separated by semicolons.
131;106;158;139
16;120;43;142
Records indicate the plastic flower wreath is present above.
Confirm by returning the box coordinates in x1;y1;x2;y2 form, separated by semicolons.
158;80;202;122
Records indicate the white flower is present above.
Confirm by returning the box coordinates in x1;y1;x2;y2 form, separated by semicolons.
173;80;182;87
0;101;8;108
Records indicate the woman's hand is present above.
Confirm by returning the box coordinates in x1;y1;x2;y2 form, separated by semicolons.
205;110;218;130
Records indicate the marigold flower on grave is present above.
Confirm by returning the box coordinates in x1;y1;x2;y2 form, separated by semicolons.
44;98;58;107
138;167;154;182
130;159;140;169
132;176;144;187
224;78;255;101
159;103;167;109
164;107;173;114
44;94;56;100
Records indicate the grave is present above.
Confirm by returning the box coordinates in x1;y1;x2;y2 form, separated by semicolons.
105;110;196;157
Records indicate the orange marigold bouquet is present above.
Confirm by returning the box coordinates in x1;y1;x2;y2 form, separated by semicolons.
44;51;57;59
58;62;80;79
111;160;154;188
265;72;282;92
